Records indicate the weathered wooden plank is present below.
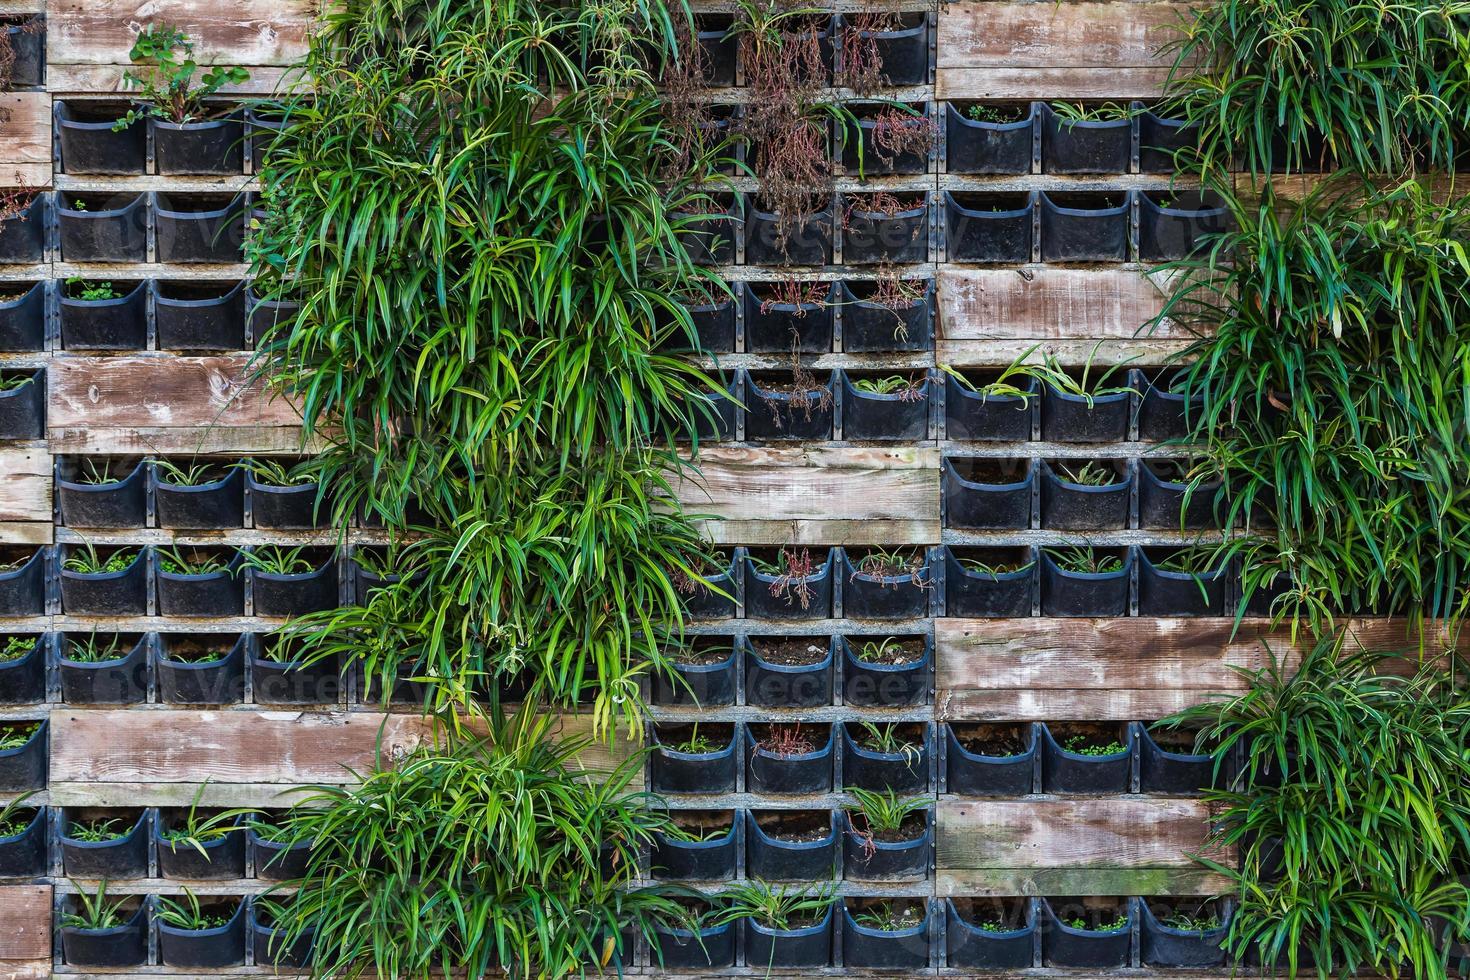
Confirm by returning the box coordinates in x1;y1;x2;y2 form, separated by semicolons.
0;92;52;188
0;522;50;546
47;0;318;66
677;447;941;544
696;517;937;546
938;2;1190;69
939;268;1181;342
939;688;1230;721
938;336;1193;367
937;66;1173;101
0;885;51;969
46;64;296;95
0;449;50;523
937;867;1230;898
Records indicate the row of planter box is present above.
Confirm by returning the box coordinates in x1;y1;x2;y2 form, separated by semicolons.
56;102;281;177
56;895;309;970
51;460;325;529
0;279;293;353
0;192;251;266
684;12;930;89
1;17;44;89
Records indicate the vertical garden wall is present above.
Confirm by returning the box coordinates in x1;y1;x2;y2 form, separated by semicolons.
0;0;1466;978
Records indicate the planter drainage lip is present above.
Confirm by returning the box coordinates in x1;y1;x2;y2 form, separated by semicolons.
742;548;835;589
1040;547;1133;583
838;633;932;676
1041;458;1128;491
57;192;146;220
152;115;239;135
155;463;244;496
836;277;933;310
159;550;246;584
1138;899;1230;941
845;197;929;222
157;900;245;940
1039;189;1133;218
947;100;1037;135
1040;722;1131;763
154;191;248;221
58;458;148;497
748;907;833;941
61;278;148;310
744;809;837;850
0;717;44;758
943;188;1037;220
746;634;834;677
745;723;835;763
658;819;736;853
0;802;45;843
943;545;1034;586
1140;189;1229;219
946;721;1037;764
1139;460;1221;493
158;632;249;670
946;897;1035;940
840;11;927;39
944;455;1035;493
1138;550;1228;584
63;901;149;936
744;370;839;403
62;807;148;849
60;632;147;667
841;902;931;939
1043;898;1136;937
654;727;738;763
839;369;931;404
61;547;147;582
844;811;930;855
838;547;929;591
0;546;44;584
1136;722;1215;772
252;553;336;583
155;279;247;309
842;723;929;765
0;281;43;306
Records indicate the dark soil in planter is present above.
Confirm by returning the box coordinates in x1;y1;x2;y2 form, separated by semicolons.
652;723;737;794
1139;458;1221;530
946;722;1036;795
0;281;45;352
60;279;147;350
654;918;736;970
842;547;930;619
946;102;1034;174
945;191;1034;262
1140;190;1232;262
0;547;44;616
656;639;737;707
1139;724;1218;795
841;370;929;441
948;897;1036;969
157;549;244;617
250;640;341;705
744;281;834;354
57;102;145;174
0;368;43;439
844;809;929;880
944;370;1036;440
61;808;149;878
743;371;835;442
1134;367;1202;442
0;804;46;876
842;12;928;85
1040;381;1131;443
842;192;928;265
4;19;43;87
155;193;247;263
1042;897;1135;969
1137;105;1200;173
1041;104;1132;174
842;900;930;970
675;552;738;620
251;550;339;617
154;464;245;529
745;635;833;707
1040;459;1130;530
842;634;929;707
58;193;147;263
1041;722;1133;794
745;201;833;266
155;280;247;351
1039;191;1132;263
840;106;931;176
156;810;246;878
250;826;312;880
0;719;44;790
1138;549;1228;616
943;546;1036;618
59;633;148;704
158;899;247;967
843;722;929;793
250;907;315;969
0;633;45;703
652;811;736;880
746;722;833;795
745;809;837;881
154;113;245;175
61;901;148;967
744;908;833;968
0;193;45;263
944;457;1034;530
743;547;834;620
58;458;147;527
157;633;247;704
60;546;148;615
838;278;932;352
1140;899;1228;967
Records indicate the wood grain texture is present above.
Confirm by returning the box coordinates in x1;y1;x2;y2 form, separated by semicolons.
937;65;1173;100
938;336;1194;367
939;268;1182;342
0;93;52;187
938;2;1191;69
937;867;1229;897
47;0;318;66
0;450;50;523
0;885;51;967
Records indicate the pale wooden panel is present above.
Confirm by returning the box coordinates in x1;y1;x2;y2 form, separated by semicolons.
0;93;52;187
0;449;50;523
47;64;295;95
0;885;52;967
677;447;941;545
937;867;1229;898
938;2;1190;69
48;0;318;66
939;687;1229;721
937;66;1172;101
938;336;1193;367
939;268;1180;342
0;522;51;546
697;517;936;546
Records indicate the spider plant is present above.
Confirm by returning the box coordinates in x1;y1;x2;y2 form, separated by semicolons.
1045;547;1123;575
156;547;233;577
158;784;239;859
956;556;1033;576
855;722;921;764
940;346;1040;403
853;637;909;663
63;632;126;663
1049;101;1135;125
72;458;131;485
238;546;316;576
0;792;36;837
1017;347;1134;407
667;723;723;755
243;458;315;487
1054;461;1122;487
850;374;925;400
155;888;234;931
62;543;137;575
842;787;927;851
710;878;837;931
67;818;129;843
851;900;925;931
62;881;131;930
153;459;223;487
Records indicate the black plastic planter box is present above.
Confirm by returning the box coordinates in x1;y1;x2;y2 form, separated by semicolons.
1138;724;1215;795
655;645;737;707
946;102;1034;174
248;291;300;342
58;459;147;527
57;102;145;175
0;804;46;876
742;549;834;620
651;820;736;880
838;279;932;352
945;191;1034;263
1140;901;1228;967
679;553;739;620
1041;899;1134;969
654;921;736;970
842;194;928;265
1137;105;1200;173
1040;382;1130;443
60;548;148;616
1041;104;1131;174
843;12;928;85
743;372;836;442
250;912;314;969
1134;368;1202;442
0;281;45;352
251;828;312;880
0;634;45;703
5;21;42;87
745;635;833;707
59;634;148;704
1040;549;1130;617
159;901;247;968
250;555;339;617
745;810;837;881
0;547;44;616
1040;723;1132;793
945;372;1035;440
947;898;1036;969
841;370;929;442
251;648;341;705
843;724;929;793
943;547;1035;618
62;904;148;967
0;719;44;790
946;723;1036;795
746;724;834;795
154;114;245;175
842;903;931;969
156;280;248;351
842;634;929;707
944;457;1034;530
158;552;245;617
841;548;930;619
248;474;328;529
662;292;736;354
844;811;930;880
156;193;247;264
745;203;833;266
0;194;45;264
696;19;737;86
156;814;246;878
245;107;287;170
841;112;930;177
155;465;245;529
60;279;148;350
687;376;740;443
744;910;832;968
1138;551;1228;617
1040;191;1132;263
58;193;147;263
744;282;834;354
680;197;739;266
1140;191;1231;262
1040;459;1130;530
1139;461;1220;530
157;633;247;705
0;368;43;439
651;726;737;794
62;809;149;877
